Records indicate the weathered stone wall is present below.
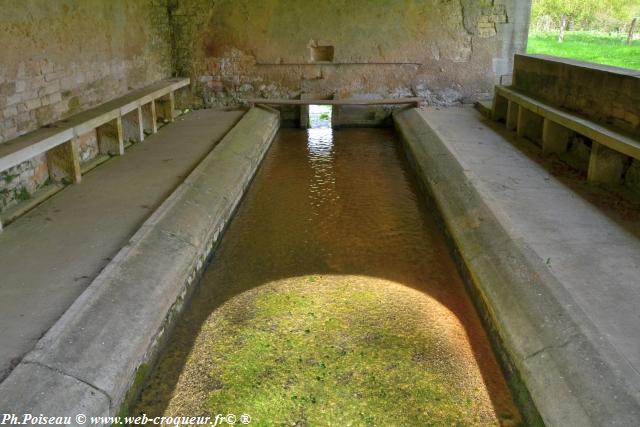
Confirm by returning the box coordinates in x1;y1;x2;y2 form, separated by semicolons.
0;0;172;210
513;54;640;137
171;0;531;107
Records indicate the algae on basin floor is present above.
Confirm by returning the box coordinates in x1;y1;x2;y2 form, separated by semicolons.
134;128;522;426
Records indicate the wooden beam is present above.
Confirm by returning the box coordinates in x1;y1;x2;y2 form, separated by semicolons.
245;97;423;107
136;106;145;142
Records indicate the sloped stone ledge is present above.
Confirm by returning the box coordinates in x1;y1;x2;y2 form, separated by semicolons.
394;107;640;427
0;106;280;424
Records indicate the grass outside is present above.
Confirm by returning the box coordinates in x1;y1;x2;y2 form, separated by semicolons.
527;31;640;70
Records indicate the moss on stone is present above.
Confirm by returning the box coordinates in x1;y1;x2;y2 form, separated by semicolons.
135;276;522;426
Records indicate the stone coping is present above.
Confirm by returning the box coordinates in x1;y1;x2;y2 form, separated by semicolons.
0;106;280;423
394;106;640;426
516;54;640;78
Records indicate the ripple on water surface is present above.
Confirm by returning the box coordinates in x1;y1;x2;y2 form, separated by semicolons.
134;128;522;426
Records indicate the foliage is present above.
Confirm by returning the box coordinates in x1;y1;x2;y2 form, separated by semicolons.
531;0;640;32
528;31;640;70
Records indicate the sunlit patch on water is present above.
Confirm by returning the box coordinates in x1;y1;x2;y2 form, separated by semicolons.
134;128;523;426
307;127;339;214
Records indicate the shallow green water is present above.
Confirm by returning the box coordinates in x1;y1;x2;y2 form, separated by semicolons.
134;127;521;426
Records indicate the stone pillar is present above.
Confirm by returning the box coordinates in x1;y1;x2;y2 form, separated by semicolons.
97;117;124;156
587;142;628;184
46;139;82;184
542;119;573;155
506;100;519;131
492;94;508;122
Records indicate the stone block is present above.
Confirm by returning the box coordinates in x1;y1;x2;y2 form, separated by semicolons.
542;119;573;155
5;93;22;106
517;106;543;146
97;117;124;156
122;108;144;144
141;102;157;135
38;81;61;97
0;363;110;418
492;94;508;122
46;139;82;184
14;80;26;93
506;100;519;131
45;70;66;82
587;142;628;184
2;105;18;119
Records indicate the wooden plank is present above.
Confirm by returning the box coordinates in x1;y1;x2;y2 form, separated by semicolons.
245;97;423;106
0;127;74;173
150;101;158;134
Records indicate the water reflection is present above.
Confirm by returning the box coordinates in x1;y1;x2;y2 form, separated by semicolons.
307;128;339;220
309;104;332;129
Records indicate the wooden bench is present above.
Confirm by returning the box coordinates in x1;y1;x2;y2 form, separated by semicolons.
0;77;190;231
492;85;640;184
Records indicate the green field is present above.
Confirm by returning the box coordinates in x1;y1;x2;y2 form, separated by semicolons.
527;31;640;70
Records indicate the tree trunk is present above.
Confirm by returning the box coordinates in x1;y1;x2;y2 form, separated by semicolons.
628;18;638;45
558;15;568;43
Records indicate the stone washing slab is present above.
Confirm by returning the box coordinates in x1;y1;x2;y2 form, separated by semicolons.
0;106;280;422
394;106;640;426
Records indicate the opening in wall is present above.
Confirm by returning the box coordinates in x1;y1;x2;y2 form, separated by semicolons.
309;46;334;62
309;105;332;128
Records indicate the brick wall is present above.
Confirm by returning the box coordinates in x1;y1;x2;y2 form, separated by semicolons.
0;0;172;210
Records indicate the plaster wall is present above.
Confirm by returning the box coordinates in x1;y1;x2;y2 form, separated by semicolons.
171;0;531;107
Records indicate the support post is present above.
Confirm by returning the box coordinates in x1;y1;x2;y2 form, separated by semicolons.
517;106;543;145
492;94;508;122
516;106;526;137
136;106;145;142
542;118;573;155
46;139;82;184
97;116;124;156
156;92;175;123
506;100;519;131
141;102;157;135
587;142;628;184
